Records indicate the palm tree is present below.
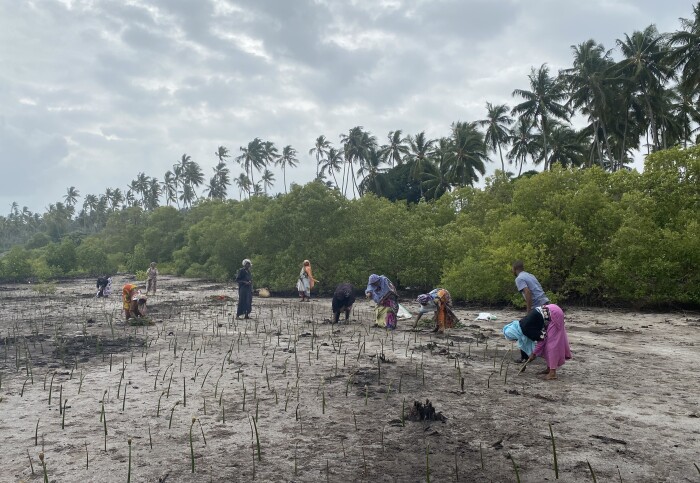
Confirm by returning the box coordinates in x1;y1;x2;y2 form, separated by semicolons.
105;188;115;210
379;130;410;167
538;122;588;168
615;25;675;152
261;169;275;194
124;189;139;206
163;171;178;206
508;118;539;175
561;40;617;167
407;131;436;197
83;194;98;215
309;135;331;177
340;127;377;197
215;145;230;163
319;147;343;189
448;121;488;187
134;172;151;205
183;160;204;202
478;103;513;172
179;183;196;208
206;162;230;200
668;84;700;147
668;3;700;93
277;145;299;194
422;137;454;199
358;149;389;196
144;178;161;210
262;141;279;170
233;173;252;200
512;64;570;169
63;187;80;207
236;138;265;186
173;154;191;204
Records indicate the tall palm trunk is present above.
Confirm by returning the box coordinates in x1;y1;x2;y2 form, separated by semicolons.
283;166;288;194
497;143;505;172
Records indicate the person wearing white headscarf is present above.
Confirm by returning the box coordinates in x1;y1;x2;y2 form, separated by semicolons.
235;259;253;319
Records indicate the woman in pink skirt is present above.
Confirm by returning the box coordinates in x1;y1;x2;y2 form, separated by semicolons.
526;304;572;380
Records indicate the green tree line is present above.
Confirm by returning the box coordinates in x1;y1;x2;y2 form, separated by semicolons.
1;146;697;308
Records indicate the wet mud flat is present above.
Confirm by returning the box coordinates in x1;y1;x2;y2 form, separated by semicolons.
1;276;699;482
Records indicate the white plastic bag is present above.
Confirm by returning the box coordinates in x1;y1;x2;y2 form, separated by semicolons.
475;312;498;321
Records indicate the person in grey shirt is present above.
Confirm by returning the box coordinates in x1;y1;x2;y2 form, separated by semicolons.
512;260;549;313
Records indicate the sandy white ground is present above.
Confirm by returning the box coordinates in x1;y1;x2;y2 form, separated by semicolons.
1;276;699;482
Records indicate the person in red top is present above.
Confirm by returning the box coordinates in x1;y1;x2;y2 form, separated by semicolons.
122;283;147;319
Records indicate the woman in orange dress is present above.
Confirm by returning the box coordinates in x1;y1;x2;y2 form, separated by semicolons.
122;283;147;319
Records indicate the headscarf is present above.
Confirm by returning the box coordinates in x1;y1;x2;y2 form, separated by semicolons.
366;274;395;303
502;320;535;356
417;293;433;305
242;259;252;267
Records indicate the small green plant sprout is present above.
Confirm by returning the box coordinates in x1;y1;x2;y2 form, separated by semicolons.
169;401;182;429
27;449;34;475
252;414;261;461
61;399;68;429
510;454;521;483
157;391;165;417
48;372;56;406
103;404;108;451
127;439;132;483
190;417;196;473
20;377;29;397
549;422;559;479
39;452;48;483
587;459;597;482
426;443;431;483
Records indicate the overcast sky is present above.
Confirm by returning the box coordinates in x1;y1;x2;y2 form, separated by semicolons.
0;0;695;214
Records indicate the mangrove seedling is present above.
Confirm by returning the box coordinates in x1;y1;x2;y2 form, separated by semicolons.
39;452;48;483
168;401;182;429
127;439;132;483
190;417;196;473
510;454;521;483
549;423;559;479
587;460;597;482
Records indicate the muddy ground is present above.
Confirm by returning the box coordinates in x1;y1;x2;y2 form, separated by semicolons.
0;276;698;482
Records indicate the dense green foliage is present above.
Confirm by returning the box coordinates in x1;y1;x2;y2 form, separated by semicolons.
1;147;697;307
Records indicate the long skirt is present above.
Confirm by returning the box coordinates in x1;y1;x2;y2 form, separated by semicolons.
436;303;457;331
296;277;311;297
375;297;398;330
534;304;572;369
237;284;253;317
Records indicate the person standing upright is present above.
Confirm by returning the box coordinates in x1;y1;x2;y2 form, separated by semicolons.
512;260;549;313
236;259;253;319
146;262;159;295
296;259;317;302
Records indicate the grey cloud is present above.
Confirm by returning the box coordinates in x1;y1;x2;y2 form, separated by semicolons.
0;0;695;213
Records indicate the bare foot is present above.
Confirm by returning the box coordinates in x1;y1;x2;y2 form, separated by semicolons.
544;371;557;380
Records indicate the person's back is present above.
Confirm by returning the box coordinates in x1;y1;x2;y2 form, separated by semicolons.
515;271;549;308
